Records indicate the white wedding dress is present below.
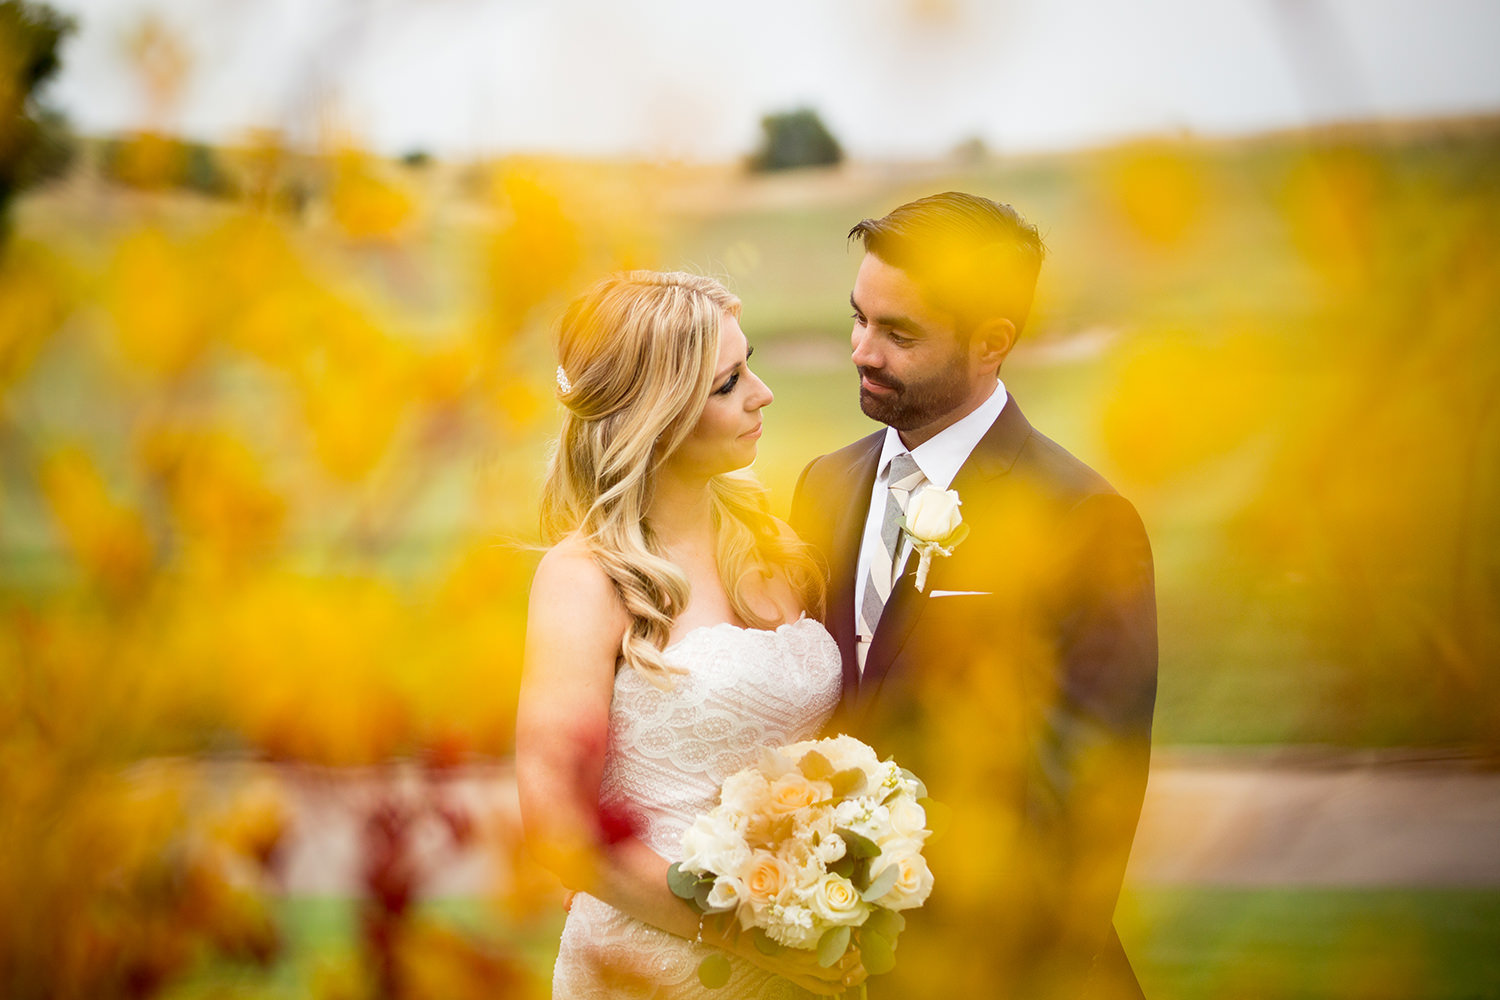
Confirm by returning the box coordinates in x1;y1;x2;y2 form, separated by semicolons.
552;617;843;999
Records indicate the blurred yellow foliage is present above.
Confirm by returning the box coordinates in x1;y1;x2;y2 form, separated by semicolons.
0;240;69;395
38;444;154;597
107;226;217;376
1102;144;1207;247
331;151;416;241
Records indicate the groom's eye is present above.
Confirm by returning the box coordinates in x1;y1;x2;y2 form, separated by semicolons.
851;312;867;326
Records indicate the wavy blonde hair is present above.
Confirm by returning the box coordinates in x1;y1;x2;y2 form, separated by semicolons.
540;271;824;686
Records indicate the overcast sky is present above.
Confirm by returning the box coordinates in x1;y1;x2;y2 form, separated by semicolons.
42;0;1500;160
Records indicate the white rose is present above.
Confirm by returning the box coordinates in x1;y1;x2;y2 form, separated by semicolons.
887;796;928;840
905;486;962;542
802;872;870;927
680;812;749;878
869;839;935;911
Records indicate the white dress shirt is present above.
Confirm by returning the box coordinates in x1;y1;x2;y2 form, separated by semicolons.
853;379;1009;671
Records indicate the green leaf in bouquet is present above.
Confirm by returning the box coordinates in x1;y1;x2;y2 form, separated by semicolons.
698;953;732;989
918;796;953;841
898;768;928;800
668;862;705;902
859;925;898;976
752;928;786;956
860;862;900;902
817;924;852;968
694;879;716;912
863;907;905;941
830;767;867;798
850;856;874;893
836;828;881;859
830;854;857;880
799;749;834;780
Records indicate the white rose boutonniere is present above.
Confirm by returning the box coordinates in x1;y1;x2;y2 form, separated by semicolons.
901;486;968;592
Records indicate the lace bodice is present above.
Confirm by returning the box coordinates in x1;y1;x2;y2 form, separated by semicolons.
553;617;843;999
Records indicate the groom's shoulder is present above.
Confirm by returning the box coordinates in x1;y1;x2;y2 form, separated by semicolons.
1014;422;1122;508
797;430;883;489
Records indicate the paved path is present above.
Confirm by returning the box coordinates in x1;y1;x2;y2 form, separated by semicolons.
242;749;1500;897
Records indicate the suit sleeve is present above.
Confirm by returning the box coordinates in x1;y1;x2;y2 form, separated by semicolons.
1024;491;1157;972
788;458;818;547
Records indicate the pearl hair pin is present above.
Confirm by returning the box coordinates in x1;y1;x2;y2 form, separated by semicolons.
555;365;573;394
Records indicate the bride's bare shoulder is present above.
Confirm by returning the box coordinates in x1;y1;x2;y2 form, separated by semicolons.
529;533;628;636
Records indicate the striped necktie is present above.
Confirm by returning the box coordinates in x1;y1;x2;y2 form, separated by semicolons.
858;452;926;644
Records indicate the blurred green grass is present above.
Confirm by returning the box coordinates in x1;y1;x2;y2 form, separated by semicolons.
170;889;1500;1000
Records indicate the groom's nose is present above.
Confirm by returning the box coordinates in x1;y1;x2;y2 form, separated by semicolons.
851;326;882;369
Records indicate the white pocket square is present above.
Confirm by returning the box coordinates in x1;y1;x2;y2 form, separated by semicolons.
928;589;992;598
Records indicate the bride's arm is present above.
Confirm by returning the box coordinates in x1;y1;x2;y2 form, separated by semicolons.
515;542;858;994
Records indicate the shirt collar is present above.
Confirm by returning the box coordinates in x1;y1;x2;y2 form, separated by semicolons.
877;379;1008;489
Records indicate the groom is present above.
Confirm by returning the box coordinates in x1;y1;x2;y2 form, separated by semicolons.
791;192;1157;999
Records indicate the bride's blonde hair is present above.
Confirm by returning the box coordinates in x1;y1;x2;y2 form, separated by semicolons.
540;271;824;686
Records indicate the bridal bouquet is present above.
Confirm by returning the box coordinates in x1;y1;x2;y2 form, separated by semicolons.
668;734;934;991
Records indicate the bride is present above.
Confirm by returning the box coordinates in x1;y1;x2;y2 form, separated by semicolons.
516;271;864;998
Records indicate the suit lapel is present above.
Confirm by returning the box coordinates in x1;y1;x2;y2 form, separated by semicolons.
856;398;1034;715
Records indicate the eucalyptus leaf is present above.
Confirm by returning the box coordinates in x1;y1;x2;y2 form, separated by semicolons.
752;929;785;956
864;908;905;941
698;954;732;989
898;768;928;800
693;879;715;912
799;749;834;780
836;828;881;859
830;855;857;880
668;863;703;902
817;924;851;968
860;927;897;976
861;863;900;902
850;856;873;892
830;767;867;798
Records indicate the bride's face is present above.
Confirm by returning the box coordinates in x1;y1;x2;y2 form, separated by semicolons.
664;313;773;478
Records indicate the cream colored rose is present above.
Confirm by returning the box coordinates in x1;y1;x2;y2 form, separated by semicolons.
870;840;935;911
768;772;832;814
905;486;962;541
803;872;870;926
740;851;794;911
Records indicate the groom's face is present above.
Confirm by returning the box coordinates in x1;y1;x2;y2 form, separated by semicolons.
849;253;975;441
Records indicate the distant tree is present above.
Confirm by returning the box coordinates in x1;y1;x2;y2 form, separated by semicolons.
400;149;432;169
0;0;76;234
950;135;990;164
749;108;843;173
182;141;234;196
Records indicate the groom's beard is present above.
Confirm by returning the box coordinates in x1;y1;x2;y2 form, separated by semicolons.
857;353;971;432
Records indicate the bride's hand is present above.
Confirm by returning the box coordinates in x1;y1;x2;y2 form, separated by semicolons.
699;914;867;996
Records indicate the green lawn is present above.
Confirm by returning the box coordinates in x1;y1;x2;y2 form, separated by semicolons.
172;889;1500;999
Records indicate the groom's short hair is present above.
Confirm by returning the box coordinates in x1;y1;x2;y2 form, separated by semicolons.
848;191;1045;337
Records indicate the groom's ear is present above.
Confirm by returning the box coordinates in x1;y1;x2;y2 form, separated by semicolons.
970;317;1016;374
